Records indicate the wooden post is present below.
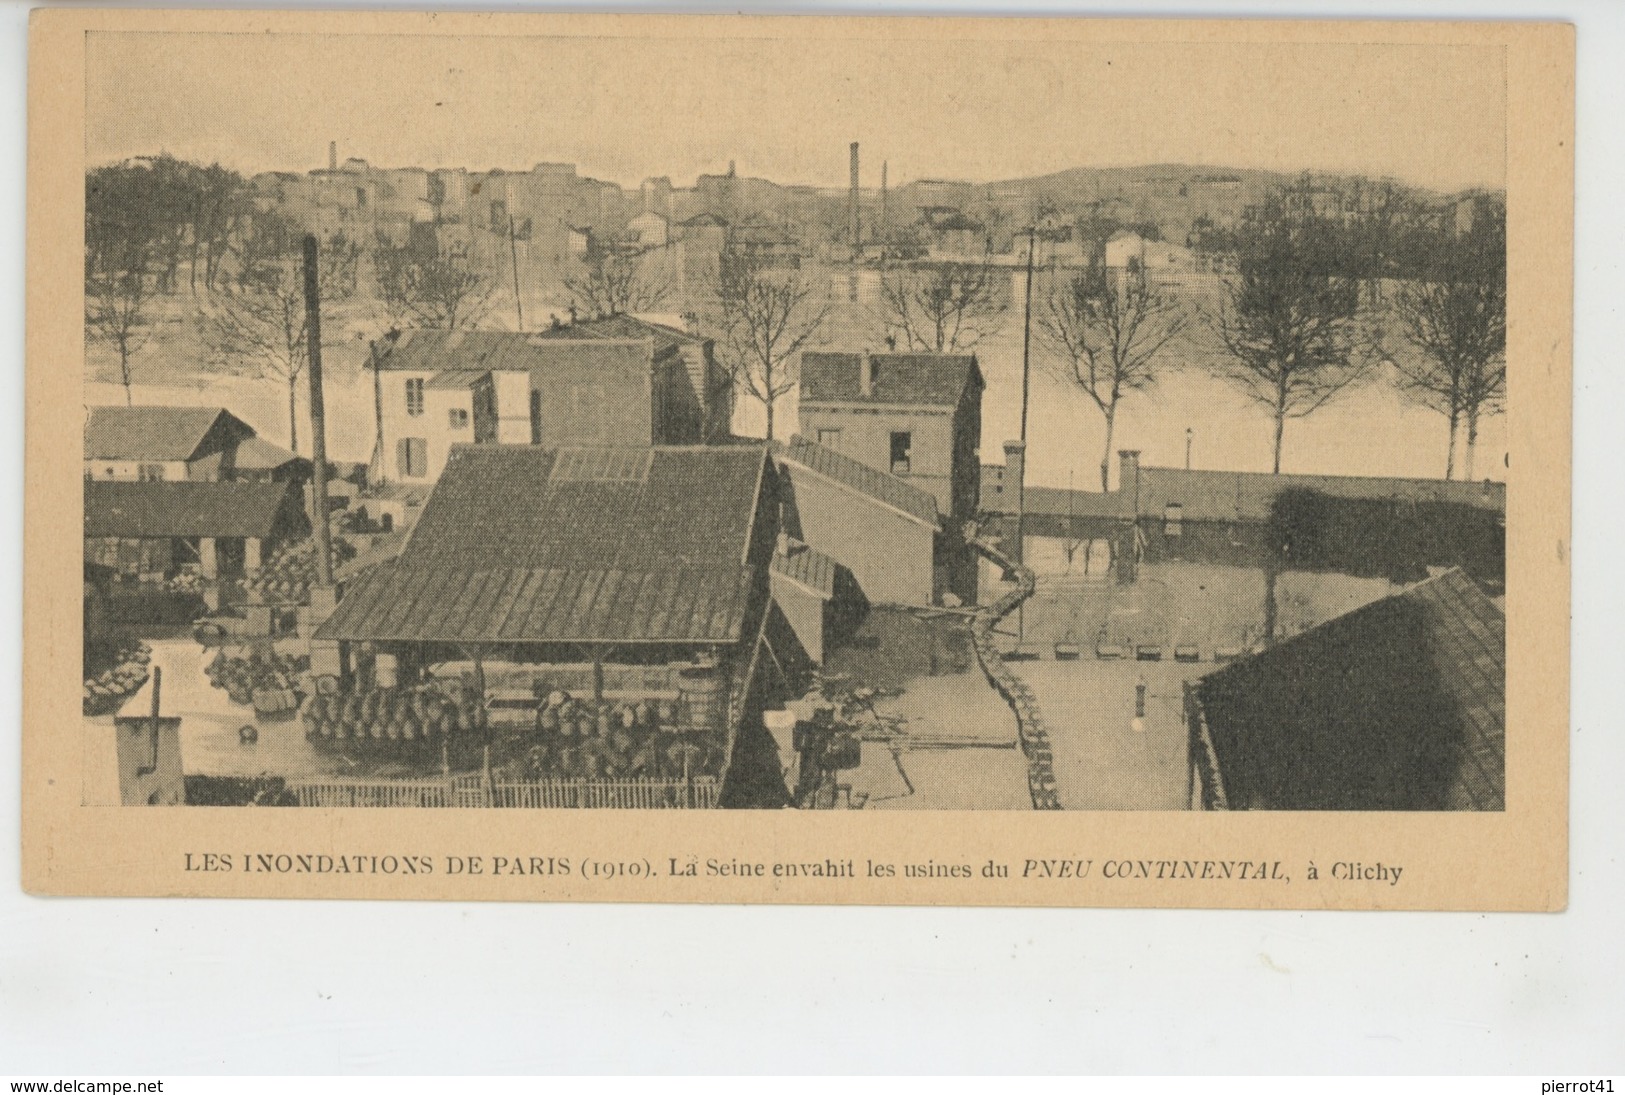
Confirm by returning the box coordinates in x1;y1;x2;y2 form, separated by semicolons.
139;666;163;777
302;235;334;588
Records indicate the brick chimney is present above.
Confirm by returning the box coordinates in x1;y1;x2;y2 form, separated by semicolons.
859;350;874;398
683;311;701;336
1003;439;1026;508
1118;449;1141;498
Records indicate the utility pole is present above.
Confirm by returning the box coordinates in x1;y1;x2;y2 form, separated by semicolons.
1020;225;1036;446
368;339;385;487
508;214;525;332
1016;225;1037;644
302;235;334;588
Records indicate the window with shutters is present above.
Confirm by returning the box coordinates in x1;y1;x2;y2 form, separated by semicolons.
405;377;425;417
396;437;427;479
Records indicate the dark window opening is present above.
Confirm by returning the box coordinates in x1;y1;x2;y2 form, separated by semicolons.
890;431;912;476
405;377;425;417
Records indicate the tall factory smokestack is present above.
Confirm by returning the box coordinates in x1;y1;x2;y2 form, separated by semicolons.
328;141;337;172
880;160;889;244
849;142;860;253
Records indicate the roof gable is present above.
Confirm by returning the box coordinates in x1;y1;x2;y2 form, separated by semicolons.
799;352;980;408
84;406;252;463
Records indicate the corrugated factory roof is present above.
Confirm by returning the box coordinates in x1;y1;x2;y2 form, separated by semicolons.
84;406;250;462
400;445;769;571
316;562;756;645
316;444;772;645
774;436;939;529
799;351;980;408
84;480;298;540
1195;568;1505;811
772;537;836;599
373;329;655;377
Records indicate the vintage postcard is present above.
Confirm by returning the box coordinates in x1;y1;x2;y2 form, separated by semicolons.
23;11;1572;908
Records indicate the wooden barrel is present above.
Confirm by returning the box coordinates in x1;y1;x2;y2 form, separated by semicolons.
677;666;724;732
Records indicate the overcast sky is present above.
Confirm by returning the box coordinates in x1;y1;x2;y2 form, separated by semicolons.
86;31;1506;194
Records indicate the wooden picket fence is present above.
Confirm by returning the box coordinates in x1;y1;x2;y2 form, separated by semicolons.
290;774;719;809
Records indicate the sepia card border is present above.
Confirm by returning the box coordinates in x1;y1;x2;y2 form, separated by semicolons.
23;10;1573;910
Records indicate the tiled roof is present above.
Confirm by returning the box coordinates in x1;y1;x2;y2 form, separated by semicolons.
1136;466;1505;522
400;445;769;572
772;537;836;599
799;351;980;408
84;406;250;462
532;314;704;356
316;444;772;646
372;329;655;376
316;562;755;645
1194;568;1504;811
773;437;939;529
84;480;299;540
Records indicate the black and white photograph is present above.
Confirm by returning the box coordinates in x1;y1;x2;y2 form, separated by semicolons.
73;24;1512;816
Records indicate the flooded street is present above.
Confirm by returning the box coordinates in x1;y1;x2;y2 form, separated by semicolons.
81;637;347;805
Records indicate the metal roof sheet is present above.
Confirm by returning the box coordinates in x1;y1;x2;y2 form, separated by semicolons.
84;480;299;540
400;444;769;572
774;436;939;528
316;561;756;644
771;537;836;599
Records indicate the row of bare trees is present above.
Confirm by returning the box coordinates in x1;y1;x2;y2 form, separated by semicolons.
1037;189;1506;485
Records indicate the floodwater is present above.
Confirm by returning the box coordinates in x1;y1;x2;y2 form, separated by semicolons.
84;266;1508;492
80;637;347;804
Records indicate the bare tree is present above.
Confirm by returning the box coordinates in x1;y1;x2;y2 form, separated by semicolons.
1389;202;1506;479
203;215;359;453
878;259;1005;353
563;242;672;318
1039;258;1187;491
85;249;155;407
374;237;494;330
86;161;169;403
714;246;829;441
1205;190;1377;474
